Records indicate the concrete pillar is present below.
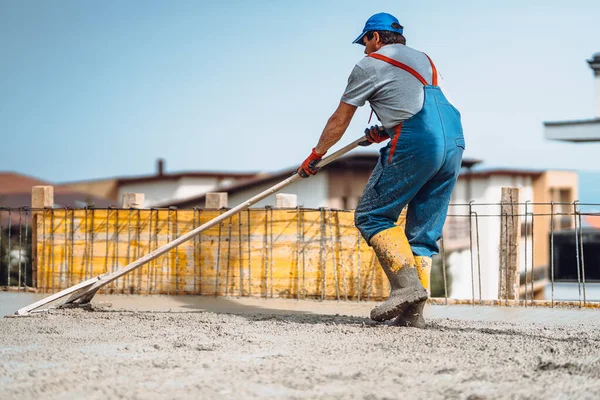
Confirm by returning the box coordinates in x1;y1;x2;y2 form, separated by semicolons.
206;192;228;209
122;193;145;208
31;186;54;288
275;193;297;208
31;186;54;208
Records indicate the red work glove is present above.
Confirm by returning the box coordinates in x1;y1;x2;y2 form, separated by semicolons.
358;125;390;146
298;148;326;178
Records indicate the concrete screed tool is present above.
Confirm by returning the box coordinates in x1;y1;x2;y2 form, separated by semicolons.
15;136;366;316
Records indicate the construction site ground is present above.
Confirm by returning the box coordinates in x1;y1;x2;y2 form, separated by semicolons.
1;294;600;399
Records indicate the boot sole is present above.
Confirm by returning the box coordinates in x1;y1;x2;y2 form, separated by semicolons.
391;299;426;328
370;287;428;322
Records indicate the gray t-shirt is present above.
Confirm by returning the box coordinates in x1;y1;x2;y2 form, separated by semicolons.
341;44;443;128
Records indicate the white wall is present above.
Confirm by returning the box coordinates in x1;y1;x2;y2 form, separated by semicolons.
227;172;329;208
446;174;537;300
119;177;221;206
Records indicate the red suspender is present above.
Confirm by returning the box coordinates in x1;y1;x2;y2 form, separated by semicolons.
368;52;438;86
424;53;438;86
387;123;403;164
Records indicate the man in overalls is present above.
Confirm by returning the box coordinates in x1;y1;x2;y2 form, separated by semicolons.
298;12;465;328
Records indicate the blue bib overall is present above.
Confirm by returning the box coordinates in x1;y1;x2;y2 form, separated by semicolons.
355;53;465;257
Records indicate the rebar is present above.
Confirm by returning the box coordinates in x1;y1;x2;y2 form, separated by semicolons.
225;216;233;297
238;212;243;298
356;231;361;302
468;201;474;305
550;201;555;307
440;235;448;304
577;204;587;306
24;209;30;289
215;210;223;297
17;209;23;290
7;209;12;287
335;211;349;301
573;201;582;308
328;210;340;301
247;209;252;297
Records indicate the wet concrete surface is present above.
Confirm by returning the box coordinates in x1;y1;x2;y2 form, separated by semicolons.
1;294;600;399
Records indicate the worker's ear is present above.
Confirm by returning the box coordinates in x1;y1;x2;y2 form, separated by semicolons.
373;31;381;44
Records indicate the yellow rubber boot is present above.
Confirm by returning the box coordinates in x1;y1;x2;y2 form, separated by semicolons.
392;256;432;328
369;227;428;322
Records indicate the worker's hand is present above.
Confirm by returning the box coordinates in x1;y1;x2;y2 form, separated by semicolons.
358;125;389;146
298;148;326;178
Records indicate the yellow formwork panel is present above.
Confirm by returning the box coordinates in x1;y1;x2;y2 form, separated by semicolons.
35;208;407;301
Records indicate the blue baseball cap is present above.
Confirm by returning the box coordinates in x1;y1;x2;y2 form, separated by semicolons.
352;12;404;45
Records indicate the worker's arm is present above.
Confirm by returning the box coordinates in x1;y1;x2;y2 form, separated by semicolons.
297;102;357;178
314;101;358;154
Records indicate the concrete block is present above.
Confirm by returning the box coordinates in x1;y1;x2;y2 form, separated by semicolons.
206;192;228;209
276;193;298;208
31;186;54;208
122;193;145;208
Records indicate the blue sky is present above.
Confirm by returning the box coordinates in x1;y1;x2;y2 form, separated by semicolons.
2;1;600;188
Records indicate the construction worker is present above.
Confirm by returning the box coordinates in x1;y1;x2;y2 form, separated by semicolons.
298;12;464;328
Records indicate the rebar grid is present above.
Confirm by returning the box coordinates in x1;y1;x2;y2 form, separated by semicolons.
1;202;599;308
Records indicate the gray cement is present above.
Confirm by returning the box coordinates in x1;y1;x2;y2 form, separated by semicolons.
1;296;600;399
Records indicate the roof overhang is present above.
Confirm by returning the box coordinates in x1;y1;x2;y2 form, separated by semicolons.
544;118;600;142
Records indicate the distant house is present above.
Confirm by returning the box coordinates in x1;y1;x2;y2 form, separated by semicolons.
0;172;112;209
57;159;258;207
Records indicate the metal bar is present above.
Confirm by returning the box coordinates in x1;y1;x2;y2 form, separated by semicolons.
296;206;301;300
135;209;140;294
468;201;474;305
524;201;529;306
328;210;340;301
335;211;348;301
247;209;252;297
550;201;555;307
356;230;361;302
215;210;223;297
166;209;171;296
90;208;95;283
530;211;535;306
17;137;365;313
0;210;3;288
504;209;509;306
114;208;120;292
7;209;12;287
301;209;306;300
17;209;23;290
147;209;153;295
226;215;232;297
473;211;482;304
193;208;198;295
60;209;66;292
24;209;30;289
70;209;75;289
320;208;326;300
125;209;133;293
440;235;448;304
367;253;377;301
238;212;243;298
42;209;47;292
577;204;587;306
573;201;582;308
269;207;274;298
50;209;55;292
263;208;268;298
174;208;179;295
197;209;203;295
105;209;110;289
